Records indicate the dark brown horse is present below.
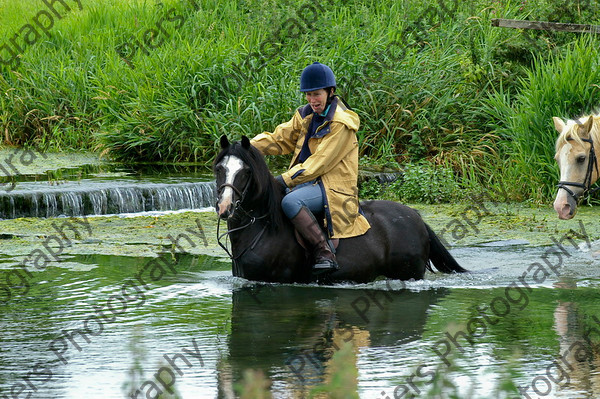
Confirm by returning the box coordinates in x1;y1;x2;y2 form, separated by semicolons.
214;136;467;283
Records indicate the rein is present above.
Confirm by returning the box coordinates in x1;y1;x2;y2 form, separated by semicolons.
217;206;269;260
216;177;269;274
557;137;600;201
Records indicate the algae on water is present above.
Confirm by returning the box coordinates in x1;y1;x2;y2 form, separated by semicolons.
0;203;597;265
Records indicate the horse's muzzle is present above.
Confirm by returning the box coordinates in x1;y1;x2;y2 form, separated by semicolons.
553;194;578;220
216;200;234;219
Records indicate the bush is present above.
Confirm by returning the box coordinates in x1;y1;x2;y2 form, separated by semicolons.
358;178;385;200
394;162;459;204
359;162;459;204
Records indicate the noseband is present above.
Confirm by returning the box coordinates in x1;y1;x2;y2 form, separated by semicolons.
216;171;252;209
216;173;268;274
217;182;246;202
557;137;600;202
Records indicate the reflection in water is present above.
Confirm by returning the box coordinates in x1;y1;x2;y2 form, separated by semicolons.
551;280;600;398
217;284;449;398
517;279;600;398
2;243;599;398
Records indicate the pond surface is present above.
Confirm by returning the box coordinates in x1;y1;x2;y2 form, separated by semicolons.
0;159;599;398
1;237;599;398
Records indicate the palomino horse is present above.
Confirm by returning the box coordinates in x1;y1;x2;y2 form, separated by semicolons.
553;114;600;219
213;135;467;283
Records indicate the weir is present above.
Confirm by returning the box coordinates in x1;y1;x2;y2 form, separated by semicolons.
0;181;216;219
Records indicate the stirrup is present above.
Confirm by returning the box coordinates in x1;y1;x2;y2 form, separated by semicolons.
312;258;339;274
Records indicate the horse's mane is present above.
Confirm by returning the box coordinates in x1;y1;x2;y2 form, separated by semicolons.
214;141;285;231
555;113;600;153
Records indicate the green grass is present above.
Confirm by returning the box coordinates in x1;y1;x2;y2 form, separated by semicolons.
1;0;600;201
484;36;600;201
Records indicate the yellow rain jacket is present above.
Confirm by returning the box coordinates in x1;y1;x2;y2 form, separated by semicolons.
251;97;371;238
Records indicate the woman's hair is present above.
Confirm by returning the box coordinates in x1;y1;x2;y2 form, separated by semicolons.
322;87;352;110
333;93;352;110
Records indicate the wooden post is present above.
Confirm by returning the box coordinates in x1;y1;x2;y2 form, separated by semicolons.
491;18;600;34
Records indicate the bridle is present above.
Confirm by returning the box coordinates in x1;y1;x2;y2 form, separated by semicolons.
215;166;253;215
557;137;600;202
215;172;269;274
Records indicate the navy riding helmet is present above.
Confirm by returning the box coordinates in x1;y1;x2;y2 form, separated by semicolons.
300;62;336;92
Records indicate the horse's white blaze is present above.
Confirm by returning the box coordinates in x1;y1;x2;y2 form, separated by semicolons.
217;155;244;216
554;143;575;219
557;143;574;182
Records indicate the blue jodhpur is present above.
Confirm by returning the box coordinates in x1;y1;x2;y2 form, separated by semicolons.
281;181;324;219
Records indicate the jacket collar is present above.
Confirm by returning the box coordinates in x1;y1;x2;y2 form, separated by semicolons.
298;97;339;138
298;96;338;119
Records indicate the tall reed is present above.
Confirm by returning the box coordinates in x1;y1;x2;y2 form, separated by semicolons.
1;0;600;202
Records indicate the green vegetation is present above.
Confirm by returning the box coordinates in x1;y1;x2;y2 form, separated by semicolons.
360;162;459;203
1;0;600;202
236;342;359;399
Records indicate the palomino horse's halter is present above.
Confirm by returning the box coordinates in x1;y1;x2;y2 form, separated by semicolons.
557;137;600;202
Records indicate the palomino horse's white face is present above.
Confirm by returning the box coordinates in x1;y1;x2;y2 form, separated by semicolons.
553;115;598;219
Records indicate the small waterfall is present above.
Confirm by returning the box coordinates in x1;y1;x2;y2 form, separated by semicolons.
0;181;216;219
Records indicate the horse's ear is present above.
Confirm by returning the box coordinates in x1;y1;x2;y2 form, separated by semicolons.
241;136;251;149
580;115;594;136
553;117;565;133
220;135;230;149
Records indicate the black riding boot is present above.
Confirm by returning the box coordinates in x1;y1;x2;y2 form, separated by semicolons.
290;207;338;272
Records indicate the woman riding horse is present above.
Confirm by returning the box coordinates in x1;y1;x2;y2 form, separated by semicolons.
250;62;370;274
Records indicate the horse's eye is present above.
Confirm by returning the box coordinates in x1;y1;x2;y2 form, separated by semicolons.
236;170;249;181
577;155;587;164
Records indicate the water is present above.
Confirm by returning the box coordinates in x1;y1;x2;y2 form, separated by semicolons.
0;180;216;218
1;161;599;398
1;240;599;398
0;164;216;218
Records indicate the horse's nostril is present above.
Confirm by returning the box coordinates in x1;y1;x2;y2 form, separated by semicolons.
217;200;234;219
557;204;576;220
566;195;578;216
